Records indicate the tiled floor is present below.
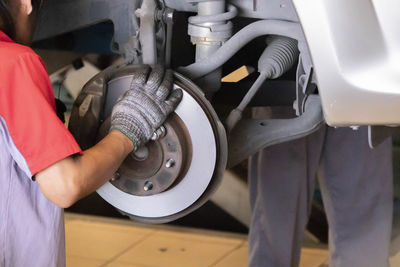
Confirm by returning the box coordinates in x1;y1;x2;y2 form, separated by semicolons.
65;213;400;267
65;213;330;267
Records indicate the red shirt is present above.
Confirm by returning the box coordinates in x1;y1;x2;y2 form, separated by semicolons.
0;30;83;267
0;30;81;175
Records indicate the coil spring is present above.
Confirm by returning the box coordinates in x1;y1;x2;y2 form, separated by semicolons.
187;1;238;42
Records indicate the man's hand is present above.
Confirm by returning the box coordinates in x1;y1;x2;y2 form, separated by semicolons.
110;65;183;151
36;65;182;208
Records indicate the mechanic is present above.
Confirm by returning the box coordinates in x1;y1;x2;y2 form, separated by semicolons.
0;0;182;266
248;113;393;265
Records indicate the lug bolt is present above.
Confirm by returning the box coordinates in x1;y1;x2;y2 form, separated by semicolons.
165;158;175;168
111;172;120;181
151;125;167;141
144;181;153;191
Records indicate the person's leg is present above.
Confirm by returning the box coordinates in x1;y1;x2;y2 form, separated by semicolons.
248;126;326;267
318;127;393;267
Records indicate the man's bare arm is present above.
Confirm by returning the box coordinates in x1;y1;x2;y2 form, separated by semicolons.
36;66;182;208
35;130;133;208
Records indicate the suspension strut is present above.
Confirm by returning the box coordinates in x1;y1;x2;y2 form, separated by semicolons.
187;0;237;97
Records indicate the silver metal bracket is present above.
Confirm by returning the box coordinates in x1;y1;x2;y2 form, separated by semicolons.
295;57;316;116
136;0;158;64
228;95;324;167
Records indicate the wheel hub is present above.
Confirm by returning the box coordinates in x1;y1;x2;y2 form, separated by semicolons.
69;66;227;223
98;114;192;197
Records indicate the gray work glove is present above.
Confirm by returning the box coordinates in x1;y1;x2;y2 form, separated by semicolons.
110;65;183;151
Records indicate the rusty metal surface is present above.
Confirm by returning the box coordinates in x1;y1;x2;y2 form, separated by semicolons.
98;114;193;196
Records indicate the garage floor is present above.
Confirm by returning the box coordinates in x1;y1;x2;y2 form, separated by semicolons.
66;212;400;267
65;213;332;267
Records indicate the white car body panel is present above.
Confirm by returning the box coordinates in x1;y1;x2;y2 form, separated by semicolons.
293;0;400;126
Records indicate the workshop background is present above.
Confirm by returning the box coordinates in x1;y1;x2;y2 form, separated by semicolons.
31;16;400;267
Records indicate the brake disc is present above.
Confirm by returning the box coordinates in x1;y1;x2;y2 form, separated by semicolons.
69;66;227;223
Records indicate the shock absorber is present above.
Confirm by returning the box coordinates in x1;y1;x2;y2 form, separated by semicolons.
187;0;238;97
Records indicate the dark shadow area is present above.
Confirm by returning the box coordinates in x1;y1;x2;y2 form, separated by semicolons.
67;193;248;234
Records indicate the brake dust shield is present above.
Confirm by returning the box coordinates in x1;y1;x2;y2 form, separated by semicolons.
68;66;227;223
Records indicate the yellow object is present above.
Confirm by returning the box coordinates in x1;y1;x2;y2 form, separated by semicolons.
221;65;255;83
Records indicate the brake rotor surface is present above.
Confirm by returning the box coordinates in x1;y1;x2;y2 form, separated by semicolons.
97;113;192;197
92;68;227;223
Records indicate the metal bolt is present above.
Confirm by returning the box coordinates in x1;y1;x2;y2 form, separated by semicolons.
151;125;167;141
163;8;175;24
132;146;149;161
144;181;153;191
165;158;175;168
111;172;120;181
